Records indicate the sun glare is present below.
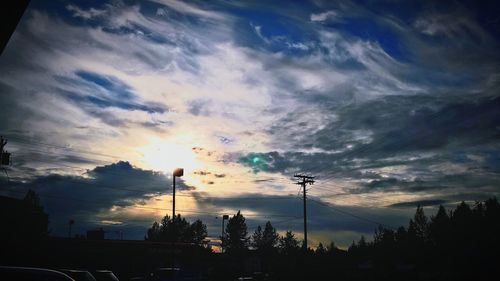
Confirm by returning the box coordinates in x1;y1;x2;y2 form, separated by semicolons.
139;138;200;175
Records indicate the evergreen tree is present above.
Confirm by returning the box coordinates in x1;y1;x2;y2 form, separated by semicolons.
223;211;248;252
145;214;207;244
145;221;160;241
428;205;450;246
261;221;279;250
23;190;49;238
452;201;473;228
358;235;367;248
316;242;326;254
251;225;263;249
279;230;300;254
190;219;208;244
395;226;407;243
326;241;337;254
484;197;500;219
408;205;428;242
348;240;357;253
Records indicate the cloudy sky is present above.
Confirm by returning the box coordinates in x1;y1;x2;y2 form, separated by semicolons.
1;0;499;248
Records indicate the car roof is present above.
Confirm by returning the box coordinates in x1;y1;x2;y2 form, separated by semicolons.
0;266;75;280
156;268;181;271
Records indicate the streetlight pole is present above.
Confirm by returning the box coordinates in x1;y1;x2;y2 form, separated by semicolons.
172;168;184;220
173;175;176;219
171;168;183;269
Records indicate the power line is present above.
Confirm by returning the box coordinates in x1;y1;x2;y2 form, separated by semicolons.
4;168;304;202
1;188;301;219
6;135;123;160
309;198;396;230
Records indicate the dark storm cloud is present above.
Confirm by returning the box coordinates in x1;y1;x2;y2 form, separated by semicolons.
388;200;447;208
363;173;500;193
282;94;499;154
373;96;500;153
241;94;500;170
193;193;411;238
11;148;102;169
0;161;194;237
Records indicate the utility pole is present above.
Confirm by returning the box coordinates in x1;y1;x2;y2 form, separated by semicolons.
294;174;314;250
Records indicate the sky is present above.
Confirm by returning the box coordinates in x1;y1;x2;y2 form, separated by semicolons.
1;0;500;248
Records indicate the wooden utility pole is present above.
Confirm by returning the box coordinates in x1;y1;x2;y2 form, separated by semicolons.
294;174;314;250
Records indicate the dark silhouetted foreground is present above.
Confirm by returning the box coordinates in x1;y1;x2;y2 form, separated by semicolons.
1;191;499;281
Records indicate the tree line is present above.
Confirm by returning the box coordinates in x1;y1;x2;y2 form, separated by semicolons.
144;210;314;254
145;198;500;256
3;190;499;280
145;198;500;280
347;197;500;280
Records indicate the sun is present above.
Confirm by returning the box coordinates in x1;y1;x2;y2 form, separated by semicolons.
139;138;200;174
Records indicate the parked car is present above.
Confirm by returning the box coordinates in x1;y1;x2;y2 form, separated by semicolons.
60;269;97;281
235;277;253;281
0;266;74;281
93;270;119;281
147;268;182;281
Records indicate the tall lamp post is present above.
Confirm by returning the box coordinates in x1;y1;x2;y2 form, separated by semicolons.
171;168;183;269
172;168;184;220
